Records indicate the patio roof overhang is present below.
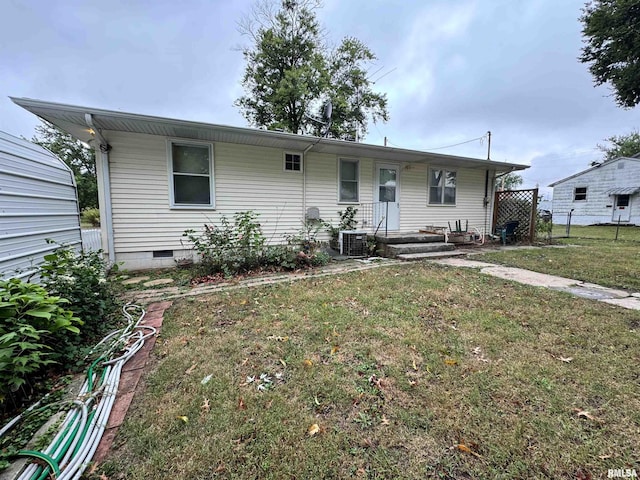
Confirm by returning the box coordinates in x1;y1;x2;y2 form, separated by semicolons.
11;97;528;173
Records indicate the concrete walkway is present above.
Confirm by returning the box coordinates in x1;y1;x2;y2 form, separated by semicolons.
431;258;640;310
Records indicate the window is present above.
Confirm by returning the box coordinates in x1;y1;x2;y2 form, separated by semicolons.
169;141;214;207
284;152;302;172
574;187;587;201
339;159;359;203
429;168;456;205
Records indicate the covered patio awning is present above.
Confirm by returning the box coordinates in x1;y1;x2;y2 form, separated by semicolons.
605;186;640;195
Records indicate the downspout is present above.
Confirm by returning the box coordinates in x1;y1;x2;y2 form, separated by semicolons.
85;114;115;264
302;138;321;221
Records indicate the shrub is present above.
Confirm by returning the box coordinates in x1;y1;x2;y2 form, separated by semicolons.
81;208;100;227
324;207;359;245
38;245;119;344
0;279;82;401
184;211;267;277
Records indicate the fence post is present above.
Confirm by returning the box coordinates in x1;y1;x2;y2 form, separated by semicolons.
529;188;538;243
615;215;621;241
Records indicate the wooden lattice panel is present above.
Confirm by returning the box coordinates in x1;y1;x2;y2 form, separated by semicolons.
493;189;538;242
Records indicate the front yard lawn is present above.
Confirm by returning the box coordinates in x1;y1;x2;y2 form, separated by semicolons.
101;264;639;479
480;229;640;291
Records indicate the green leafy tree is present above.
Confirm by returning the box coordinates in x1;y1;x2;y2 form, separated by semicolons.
32;121;98;210
579;0;640;108
236;0;388;140
597;129;640;160
317;37;389;140
496;172;523;191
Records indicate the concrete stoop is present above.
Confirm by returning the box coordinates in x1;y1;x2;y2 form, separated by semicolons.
385;242;457;259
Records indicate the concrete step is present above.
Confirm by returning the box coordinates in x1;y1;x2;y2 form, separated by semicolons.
397;250;468;261
386;242;455;258
375;233;445;244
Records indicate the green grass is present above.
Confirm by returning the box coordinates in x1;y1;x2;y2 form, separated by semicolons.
482;225;640;291
99;264;639;479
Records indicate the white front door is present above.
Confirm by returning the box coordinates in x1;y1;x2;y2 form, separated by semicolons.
612;195;631;222
374;164;400;231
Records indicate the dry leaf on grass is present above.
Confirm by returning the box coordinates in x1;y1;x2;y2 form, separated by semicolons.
307;423;320;436
573;408;600;422
444;358;458;366
238;397;247;410
201;398;210;413
381;414;390;426
412;358;418;371
303;359;313;367
185;363;197;375
456;443;482;458
559;356;573;363
177;415;189;423
330;346;340;355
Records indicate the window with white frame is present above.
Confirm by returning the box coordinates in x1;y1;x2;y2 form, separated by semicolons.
284;152;302;172
573;187;587;201
429;168;456;205
339;159;359;202
169;141;214;207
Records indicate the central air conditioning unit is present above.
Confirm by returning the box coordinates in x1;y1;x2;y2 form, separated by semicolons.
339;230;368;257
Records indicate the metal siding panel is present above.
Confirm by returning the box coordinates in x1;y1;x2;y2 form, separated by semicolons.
0;132;81;281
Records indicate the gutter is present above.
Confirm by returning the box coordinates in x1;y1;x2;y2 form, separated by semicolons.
85;114;115;264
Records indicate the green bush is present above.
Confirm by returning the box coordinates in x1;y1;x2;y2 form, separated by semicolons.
0;279;82;401
324;207;359;244
184;211;267;277
38;245;119;344
184;212;332;277
81;208;100;227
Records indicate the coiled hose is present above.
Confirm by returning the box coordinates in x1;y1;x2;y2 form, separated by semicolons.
0;303;154;480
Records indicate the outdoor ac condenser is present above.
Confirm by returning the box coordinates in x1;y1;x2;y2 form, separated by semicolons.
339;230;368;257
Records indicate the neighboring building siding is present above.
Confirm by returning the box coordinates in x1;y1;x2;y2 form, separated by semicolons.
104;131;494;270
551;158;640;225
0;131;81;280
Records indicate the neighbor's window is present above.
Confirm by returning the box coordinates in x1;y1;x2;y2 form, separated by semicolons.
170;141;214;207
339;159;359;203
284;152;302;172
574;187;587;201
429;168;456;205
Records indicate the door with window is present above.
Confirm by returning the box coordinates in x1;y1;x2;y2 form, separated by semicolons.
612;194;631;222
374;164;400;231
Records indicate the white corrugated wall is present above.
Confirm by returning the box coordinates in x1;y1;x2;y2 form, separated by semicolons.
0;131;81;280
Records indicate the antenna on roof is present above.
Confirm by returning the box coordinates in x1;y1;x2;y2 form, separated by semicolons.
305;100;333;138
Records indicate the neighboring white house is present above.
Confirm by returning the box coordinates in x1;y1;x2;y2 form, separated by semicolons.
549;157;640;226
13;98;527;270
0;130;81;280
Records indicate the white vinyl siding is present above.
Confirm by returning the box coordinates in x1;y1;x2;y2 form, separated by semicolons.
551;158;640;225
339;158;359;203
105;131;499;269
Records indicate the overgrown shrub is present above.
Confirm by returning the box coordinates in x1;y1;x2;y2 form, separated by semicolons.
184;211;266;277
38;245;119;346
0;279;82;402
184;212;332;277
81;208;100;227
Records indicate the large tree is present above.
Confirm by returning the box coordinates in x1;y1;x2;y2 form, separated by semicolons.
579;0;640;108
32;122;98;210
236;0;388;140
597;129;640;160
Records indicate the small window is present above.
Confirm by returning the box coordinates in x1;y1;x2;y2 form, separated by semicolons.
339;159;359;203
169;141;214;207
284;152;302;172
574;187;587;201
429;168;456;205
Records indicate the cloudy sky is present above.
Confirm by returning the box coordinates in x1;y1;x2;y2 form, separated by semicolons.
2;0;639;200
